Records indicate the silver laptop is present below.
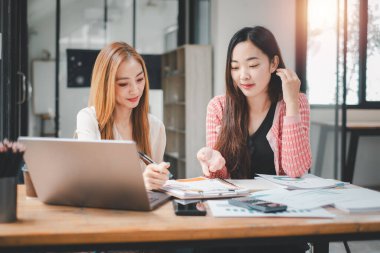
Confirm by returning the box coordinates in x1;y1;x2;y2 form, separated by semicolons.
19;137;171;211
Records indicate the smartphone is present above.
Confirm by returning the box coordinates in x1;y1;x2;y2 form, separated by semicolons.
173;200;207;216
228;197;287;213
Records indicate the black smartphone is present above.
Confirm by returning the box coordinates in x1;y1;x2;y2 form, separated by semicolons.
173;200;207;216
228;197;287;213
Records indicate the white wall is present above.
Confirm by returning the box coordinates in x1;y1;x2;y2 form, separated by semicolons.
211;0;295;95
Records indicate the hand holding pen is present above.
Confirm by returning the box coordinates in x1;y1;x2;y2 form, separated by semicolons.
138;152;173;190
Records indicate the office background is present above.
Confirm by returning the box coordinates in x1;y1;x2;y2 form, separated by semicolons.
1;0;379;187
1;0;380;251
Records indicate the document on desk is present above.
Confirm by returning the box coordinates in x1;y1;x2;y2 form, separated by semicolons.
226;178;286;192
207;200;335;218
257;174;339;190
249;188;343;209
161;177;250;199
249;186;380;212
333;188;380;213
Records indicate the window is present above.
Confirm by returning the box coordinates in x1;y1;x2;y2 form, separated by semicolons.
306;0;380;106
366;0;380;101
307;0;338;104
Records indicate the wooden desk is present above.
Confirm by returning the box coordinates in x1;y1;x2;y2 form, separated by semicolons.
1;186;380;252
312;121;380;183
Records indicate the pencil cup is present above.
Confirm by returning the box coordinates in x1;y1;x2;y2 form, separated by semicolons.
22;165;37;198
0;177;17;223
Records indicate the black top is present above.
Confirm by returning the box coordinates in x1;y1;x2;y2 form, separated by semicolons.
247;103;276;178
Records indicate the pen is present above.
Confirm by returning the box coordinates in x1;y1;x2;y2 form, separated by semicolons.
138;151;155;164
138;151;174;179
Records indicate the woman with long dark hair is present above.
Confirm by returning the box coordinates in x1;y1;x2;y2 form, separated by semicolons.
197;25;311;253
198;26;311;180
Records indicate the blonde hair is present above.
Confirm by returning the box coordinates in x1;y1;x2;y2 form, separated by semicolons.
89;41;152;156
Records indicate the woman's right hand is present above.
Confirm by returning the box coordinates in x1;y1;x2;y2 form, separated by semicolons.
143;162;170;190
197;147;226;177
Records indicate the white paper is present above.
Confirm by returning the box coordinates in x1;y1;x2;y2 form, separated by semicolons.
250;188;343;209
257;174;338;189
163;177;236;192
227;178;286;192
333;188;380;213
162;177;249;199
207;200;335;218
250;187;380;213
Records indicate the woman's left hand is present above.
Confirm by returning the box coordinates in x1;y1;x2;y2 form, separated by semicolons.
276;68;301;116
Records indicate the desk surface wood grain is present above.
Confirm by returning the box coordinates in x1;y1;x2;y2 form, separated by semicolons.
1;186;380;247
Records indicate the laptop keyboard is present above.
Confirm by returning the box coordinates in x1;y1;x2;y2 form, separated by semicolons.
147;191;170;207
148;194;159;203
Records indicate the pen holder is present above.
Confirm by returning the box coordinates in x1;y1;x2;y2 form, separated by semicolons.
0;177;17;223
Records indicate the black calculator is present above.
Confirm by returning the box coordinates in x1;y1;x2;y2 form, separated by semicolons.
228;196;287;213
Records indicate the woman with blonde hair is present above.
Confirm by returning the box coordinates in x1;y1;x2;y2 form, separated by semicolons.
76;41;170;190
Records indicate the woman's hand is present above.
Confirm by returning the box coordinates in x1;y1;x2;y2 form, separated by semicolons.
143;162;170;190
197;147;225;177
276;68;301;116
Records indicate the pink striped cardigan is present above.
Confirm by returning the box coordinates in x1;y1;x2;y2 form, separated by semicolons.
205;93;312;179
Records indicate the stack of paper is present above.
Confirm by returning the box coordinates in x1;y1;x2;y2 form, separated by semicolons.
248;186;380;213
162;175;380;214
257;174;340;190
161;177;250;199
226;178;286;192
333;188;380;213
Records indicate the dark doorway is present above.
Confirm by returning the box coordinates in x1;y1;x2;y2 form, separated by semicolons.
0;0;29;140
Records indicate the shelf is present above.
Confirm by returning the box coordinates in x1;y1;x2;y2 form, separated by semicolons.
162;45;212;178
164;106;185;130
163;70;185;77
166;127;186;134
165;152;186;161
163;75;185;103
164;102;185;106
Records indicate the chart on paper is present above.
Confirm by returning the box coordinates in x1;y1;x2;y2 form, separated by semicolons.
207;200;335;218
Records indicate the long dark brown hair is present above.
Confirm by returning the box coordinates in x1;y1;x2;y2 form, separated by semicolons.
215;26;285;179
89;42;152;156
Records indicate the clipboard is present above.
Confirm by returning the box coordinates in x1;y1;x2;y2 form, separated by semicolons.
160;177;250;199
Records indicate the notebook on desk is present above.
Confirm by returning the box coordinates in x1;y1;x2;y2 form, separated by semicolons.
18;137;171;211
161;177;250;199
